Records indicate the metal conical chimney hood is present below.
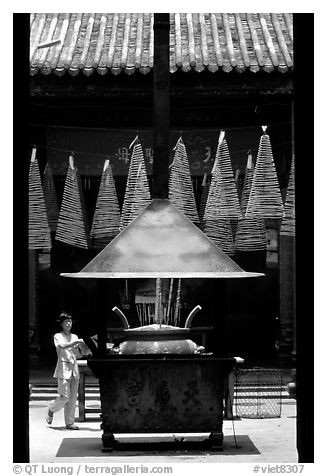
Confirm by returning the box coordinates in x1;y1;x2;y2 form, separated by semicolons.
61;199;263;279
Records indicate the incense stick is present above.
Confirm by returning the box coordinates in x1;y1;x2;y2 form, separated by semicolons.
154;278;161;324
174;278;182;326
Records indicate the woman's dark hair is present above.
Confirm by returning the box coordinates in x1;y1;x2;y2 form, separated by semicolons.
57;312;73;325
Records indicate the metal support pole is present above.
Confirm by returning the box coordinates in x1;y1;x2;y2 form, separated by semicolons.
291;98;296;360
28;249;40;367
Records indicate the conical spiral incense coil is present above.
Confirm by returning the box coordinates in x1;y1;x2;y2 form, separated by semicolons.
280;155;295;237
90;161;121;248
43;163;59;233
203;219;235;256
169;137;199;225
235;215;267;251
235;157;267;251
120;141;151;229
28;152;51;251
55;159;89;249
131;161;153;219
245;131;284;219
204;135;242;221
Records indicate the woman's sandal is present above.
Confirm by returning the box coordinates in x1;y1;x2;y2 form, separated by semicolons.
46;410;53;425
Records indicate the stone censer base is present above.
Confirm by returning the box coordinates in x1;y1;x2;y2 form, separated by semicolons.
88;355;236;452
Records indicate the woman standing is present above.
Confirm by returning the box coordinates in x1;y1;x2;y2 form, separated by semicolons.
46;312;91;429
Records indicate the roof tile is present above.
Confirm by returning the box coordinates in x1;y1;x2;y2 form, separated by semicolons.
30;13;293;76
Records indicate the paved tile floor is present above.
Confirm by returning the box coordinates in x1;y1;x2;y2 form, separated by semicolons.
29;398;297;463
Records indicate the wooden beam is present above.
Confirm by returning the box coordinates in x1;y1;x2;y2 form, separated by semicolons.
152;13;170;199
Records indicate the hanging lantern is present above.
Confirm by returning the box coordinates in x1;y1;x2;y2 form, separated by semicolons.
28;148;51;251
90;160;121;248
204;131;242;221
168;136;199;225
55;155;89;249
43;163;59;233
120;138;151;229
245;127;284;219
280;155;295;237
235;154;267;251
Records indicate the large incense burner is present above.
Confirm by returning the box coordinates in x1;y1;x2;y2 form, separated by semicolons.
115;324;205;355
62;199;263;451
111;286;205;355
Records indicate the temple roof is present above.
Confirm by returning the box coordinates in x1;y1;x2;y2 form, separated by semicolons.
30;13;293;77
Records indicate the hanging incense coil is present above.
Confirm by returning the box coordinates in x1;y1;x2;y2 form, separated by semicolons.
55;158;89;249
120;140;151;229
43;163;59;233
204;134;242;221
245;130;284;219
131;161;152;219
203;219;235;256
29;151;51;251
235;156;267;251
169;137;200;225
90;161;121;248
235;217;267;251
280;155;295;237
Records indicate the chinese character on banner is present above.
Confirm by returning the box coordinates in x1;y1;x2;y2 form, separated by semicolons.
145;148;154;164
118;147;130;164
185;135;212;174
